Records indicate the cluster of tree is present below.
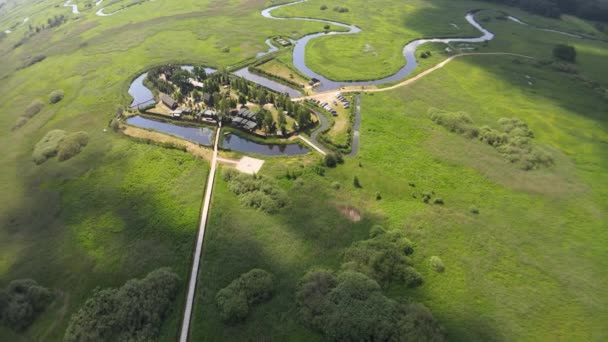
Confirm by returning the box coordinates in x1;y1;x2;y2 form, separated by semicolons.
0;279;53;331
222;169;288;213
146;64;181;94
429;108;554;170
296;270;444;341
479;0;608;21
231;77;312;130
216;269;274;323
64;268;180;342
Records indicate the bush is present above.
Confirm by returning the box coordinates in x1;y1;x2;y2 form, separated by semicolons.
0;279;53;331
23;100;44;118
110;118;120;132
12;117;29;131
342;230;418;287
225;173;288;213
324;153;338;167
323;24;330;30
221;46;230;53
32;129;67;164
553;44;576;62
375;191;382;200
320;4;327;10
353;176;361;188
333;6;349;12
470;206;480;214
49;90;64;104
216;269;274;323
64;268;180;342
433;198;444;205
429;108;478;138
57;131;89;161
430;256;445;272
331;181;341;190
369;225;386;238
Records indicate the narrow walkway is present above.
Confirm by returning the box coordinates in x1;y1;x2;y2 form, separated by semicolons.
179;124;222;342
298;135;326;155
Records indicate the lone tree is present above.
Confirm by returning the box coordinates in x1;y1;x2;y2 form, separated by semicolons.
553;44;576;62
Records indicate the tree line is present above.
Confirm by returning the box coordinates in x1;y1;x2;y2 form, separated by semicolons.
479;0;608;21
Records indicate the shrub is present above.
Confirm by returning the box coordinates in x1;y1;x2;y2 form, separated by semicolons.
225;173;287;213
333;6;349;13
353;176;361;188
110;119;120;132
49;90;64;104
430;256;445;272
221;46;230;53
12;117;29;131
408;181;416;187
421;191;432;203
0;279;53;331
324;153;338;167
331;181;341;190
433;198;444;205
57;131;89;161
64;268;180;342
369;225;386;238
553;44;576;62
375;191;382;200
32;129;67;164
470;206;479;214
323;24;330;30
216;269;274;323
320;4;327;10
23;100;44;118
429;108;478;138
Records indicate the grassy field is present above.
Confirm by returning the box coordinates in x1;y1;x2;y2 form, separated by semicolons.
193;54;608;340
1;0;607;340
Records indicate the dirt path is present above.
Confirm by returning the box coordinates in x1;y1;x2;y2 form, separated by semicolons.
295;53;534;101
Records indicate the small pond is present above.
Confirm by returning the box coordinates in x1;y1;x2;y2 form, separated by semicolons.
126;116;214;146
222;133;309;156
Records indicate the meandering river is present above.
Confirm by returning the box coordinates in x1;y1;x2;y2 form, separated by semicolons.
262;0;495;92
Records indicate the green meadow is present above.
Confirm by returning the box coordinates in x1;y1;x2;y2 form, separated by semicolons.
1;0;607;340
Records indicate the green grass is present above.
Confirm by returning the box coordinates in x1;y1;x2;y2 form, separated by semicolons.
193;18;607;342
1;0;608;340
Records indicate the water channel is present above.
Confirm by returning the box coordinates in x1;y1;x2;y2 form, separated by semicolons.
126;116;214;146
222;133;310;156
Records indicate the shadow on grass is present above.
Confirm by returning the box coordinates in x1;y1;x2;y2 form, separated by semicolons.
191;169;386;340
0;138;207;341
